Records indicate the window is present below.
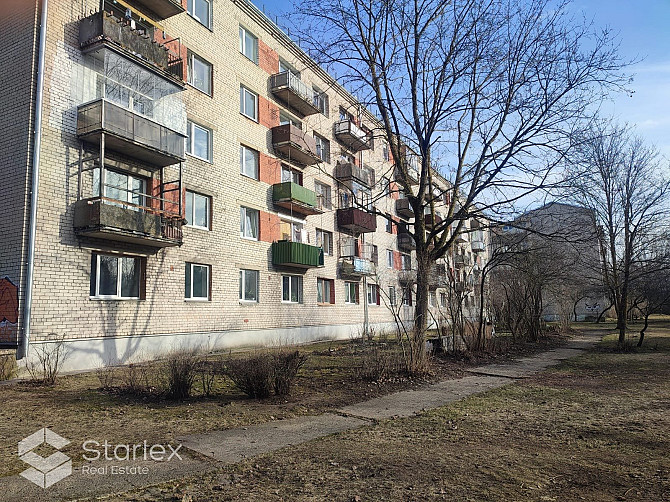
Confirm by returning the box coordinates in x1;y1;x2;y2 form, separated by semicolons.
281;165;303;185
240;85;258;120
278;59;299;77
339;107;353;122
367;284;379;305
279;219;304;242
239;269;259;302
186;120;212;162
185;263;210;300
317;278;335;304
402;288;412;306
345;282;358;304
313;86;329;116
389;286;397;307
381;176;391;197
314;134;330;163
315;181;332;210
187;0;211;29
187;52;212;95
386;217;393;233
401;253;412;271
383;143;390;162
282;275;303;303
185;191;210;229
240;145;259;179
239;26;258;63
386;249;394;269
279;111;302;129
240;206;259;240
90;254;142;300
440;292;447;307
95;170;146;209
429;291;435;307
316;229;333;255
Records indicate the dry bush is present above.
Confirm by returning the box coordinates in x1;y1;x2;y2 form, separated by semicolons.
164;350;200;399
225;349;308;399
0;354;17;381
196;357;219;397
26;335;65;385
356;346;408;382
120;362;157;394
95;363;117;389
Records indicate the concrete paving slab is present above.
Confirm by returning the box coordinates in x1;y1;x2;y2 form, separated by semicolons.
179;414;368;463
339;375;510;420
1;452;213;502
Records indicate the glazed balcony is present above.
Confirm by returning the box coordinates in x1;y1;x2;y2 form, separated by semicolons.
272;182;321;216
471;240;486;253
398;232;416;251
272;125;321;166
131;0;185;19
270;72;320;117
334;162;375;188
73;198;183;247
79;11;185;84
395;198;413;219
337;207;377;234
272;241;324;269
339;240;377;276
334;120;371;151
77;99;186;168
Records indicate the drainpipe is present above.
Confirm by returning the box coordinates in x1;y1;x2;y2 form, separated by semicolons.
18;0;49;359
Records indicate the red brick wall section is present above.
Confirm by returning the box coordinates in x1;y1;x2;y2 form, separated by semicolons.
259;153;281;185
391;216;400;234
390;182;399;200
393;251;402;270
259;96;279;129
259;211;281;243
156;31;188;82
258;39;279;74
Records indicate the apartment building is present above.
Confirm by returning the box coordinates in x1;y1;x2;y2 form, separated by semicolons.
0;0;488;371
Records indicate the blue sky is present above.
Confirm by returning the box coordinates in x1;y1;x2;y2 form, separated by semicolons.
253;0;670;157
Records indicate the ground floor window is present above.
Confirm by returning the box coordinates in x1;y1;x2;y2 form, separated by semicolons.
185;263;210;300
240;269;259;302
317;278;335;304
345;281;358;304
282;275;303;303
90;254;143;299
367;284;380;305
389;286;396;307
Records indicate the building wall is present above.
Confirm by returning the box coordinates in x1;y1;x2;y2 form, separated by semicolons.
19;0;488;369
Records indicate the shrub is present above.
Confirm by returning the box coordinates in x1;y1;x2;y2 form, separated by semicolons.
120;362;156;394
95;363;116;389
164;351;199;399
0;354;17;381
196;357;219;397
26;335;65;385
225;349;308;399
356;346;407;382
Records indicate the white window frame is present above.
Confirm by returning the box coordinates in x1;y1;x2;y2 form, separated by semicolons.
240;145;259;180
367;283;378;306
315;181;332;210
440;292;447;307
314;133;330;163
239;25;258;63
239;269;259;303
187;52;212;95
429;291;435;307
386;249;393;269
185;190;210;230
316;228;332;256
240;206;259;241
186;120;212;162
240;85;258;121
187;0;212;29
389;286;396;307
313;86;328;116
317;278;333;304
91;254;141;300
345;282;357;304
282;275;303;304
185;262;210;301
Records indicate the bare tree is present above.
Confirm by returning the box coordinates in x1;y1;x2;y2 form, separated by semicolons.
294;0;627;371
567;122;670;346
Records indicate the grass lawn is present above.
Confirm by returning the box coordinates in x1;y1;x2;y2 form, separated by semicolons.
0;333;565;481
104;319;670;501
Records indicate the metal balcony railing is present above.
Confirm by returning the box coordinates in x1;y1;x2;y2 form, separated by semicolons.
270;72;319;116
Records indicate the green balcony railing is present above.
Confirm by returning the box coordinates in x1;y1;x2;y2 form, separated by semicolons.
272;241;324;268
273;182;318;208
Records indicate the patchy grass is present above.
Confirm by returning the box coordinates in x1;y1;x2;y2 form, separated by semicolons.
105;320;670;502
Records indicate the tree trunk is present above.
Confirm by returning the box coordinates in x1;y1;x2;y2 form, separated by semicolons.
411;249;431;373
637;312;649;347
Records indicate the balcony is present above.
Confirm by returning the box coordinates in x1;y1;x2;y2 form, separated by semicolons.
337;207;377;233
77;99;186;168
395;198;413;219
73;198;183;247
272;125;321;166
334;120;371;151
394;165;419;185
339;240;377;276
270;72;320;117
471;240;486;253
398;232;416;251
79;11;185;84
272;241;324;269
424;213;443;229
454;254;471;268
429;264;448;289
334;162;375;188
398;269;416;285
272;182;321;216
131;0;185;19
455;231;469;244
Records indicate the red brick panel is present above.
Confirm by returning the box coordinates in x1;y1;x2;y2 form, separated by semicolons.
258;39;279;74
391;216;400;234
259;211;281;243
259;153;281;185
259;96;279;129
393;251;402;270
390;182;399;200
